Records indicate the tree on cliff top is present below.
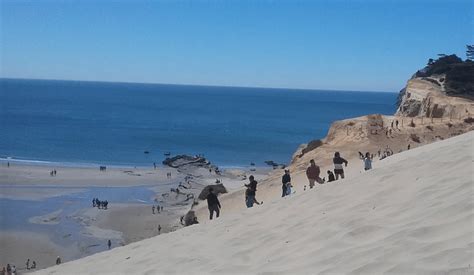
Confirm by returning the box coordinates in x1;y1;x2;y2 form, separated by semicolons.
467;45;474;61
415;54;474;100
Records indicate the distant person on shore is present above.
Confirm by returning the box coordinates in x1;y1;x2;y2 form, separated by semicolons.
281;170;291;197
396;120;399;129
153;162;156;169
7;162;9;167
407;144;411;150
245;175;258;208
206;187;221;220
56;256;61;265
306;160;324;188
26;259;30;270
360;152;372;171
333;152;348;180
158;224;162;234
327;170;335;182
108;239;112;249
152;205;155;214
31;261;36;269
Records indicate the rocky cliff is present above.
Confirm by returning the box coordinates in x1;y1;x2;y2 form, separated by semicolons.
396;55;474;118
288;54;474;171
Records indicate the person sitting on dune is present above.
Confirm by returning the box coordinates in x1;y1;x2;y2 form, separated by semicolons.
327;170;335;182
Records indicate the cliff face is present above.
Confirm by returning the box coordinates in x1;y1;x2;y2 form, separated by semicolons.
395;77;474;118
396;55;474;118
289;54;474;170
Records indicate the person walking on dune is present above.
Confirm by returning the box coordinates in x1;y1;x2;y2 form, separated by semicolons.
281;170;291;197
306;160;324;188
333;152;348;180
206;187;221;220
360;152;372;171
245;175;258;208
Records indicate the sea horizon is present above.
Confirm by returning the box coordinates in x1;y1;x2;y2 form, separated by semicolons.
0;77;398;94
1;78;398;167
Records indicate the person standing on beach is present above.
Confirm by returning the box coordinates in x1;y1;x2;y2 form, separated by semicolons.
206;187;221;220
152;205;155;214
26;259;30;270
107;239;112;249
282;170;291;197
333;152;348;180
56;256;61;265
306;160;324;188
245;175;258;208
153;162;156;170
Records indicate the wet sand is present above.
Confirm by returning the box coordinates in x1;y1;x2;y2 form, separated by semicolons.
0;162;271;269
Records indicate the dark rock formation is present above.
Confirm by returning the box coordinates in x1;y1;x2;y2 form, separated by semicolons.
264;160;286;169
162;155;210;168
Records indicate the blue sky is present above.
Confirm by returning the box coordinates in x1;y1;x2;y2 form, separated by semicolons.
1;0;472;92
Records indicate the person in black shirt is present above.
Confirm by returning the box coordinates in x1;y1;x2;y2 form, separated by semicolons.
245;175;258;208
281;170;291;197
206;187;221;220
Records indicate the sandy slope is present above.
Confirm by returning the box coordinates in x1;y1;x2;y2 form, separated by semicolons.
34;131;474;274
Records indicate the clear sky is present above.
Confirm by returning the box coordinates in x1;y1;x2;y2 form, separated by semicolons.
1;0;472;92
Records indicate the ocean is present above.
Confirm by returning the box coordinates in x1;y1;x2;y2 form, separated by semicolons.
0;78;397;167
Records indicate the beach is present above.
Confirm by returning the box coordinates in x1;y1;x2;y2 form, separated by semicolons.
0;162;271;270
33;130;474;274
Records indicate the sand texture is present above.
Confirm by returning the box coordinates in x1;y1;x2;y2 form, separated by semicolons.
33;131;474;274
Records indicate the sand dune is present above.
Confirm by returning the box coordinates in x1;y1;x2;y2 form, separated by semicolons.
34;131;474;274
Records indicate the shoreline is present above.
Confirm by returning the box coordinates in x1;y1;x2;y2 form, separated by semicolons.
0;156;284;170
0;161;272;269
